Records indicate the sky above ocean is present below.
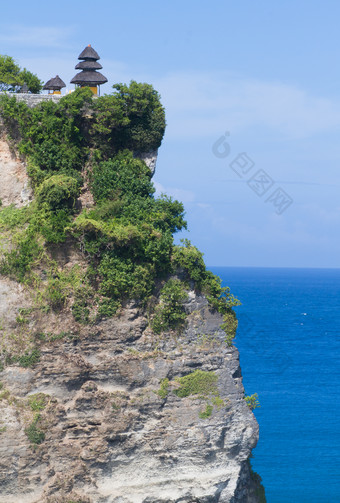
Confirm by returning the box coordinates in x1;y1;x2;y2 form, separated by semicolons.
1;0;340;267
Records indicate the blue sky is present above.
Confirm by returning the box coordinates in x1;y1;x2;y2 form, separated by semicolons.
1;0;340;267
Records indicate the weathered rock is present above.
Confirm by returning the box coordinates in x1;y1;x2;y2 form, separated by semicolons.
135;149;158;176
0;137;32;207
0;293;261;503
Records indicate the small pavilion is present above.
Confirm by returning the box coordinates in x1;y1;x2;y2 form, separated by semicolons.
70;45;107;95
43;75;66;95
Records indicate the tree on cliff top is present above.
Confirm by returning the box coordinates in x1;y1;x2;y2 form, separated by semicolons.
0;55;42;93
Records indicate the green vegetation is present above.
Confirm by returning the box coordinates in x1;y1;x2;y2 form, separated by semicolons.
5;348;41;368
28;393;48;412
0;54;42;93
157;370;227;420
245;393;260;410
174;369;218;398
198;404;213;419
157;378;170;399
151;279;188;333
24;413;45;445
0;80;239;339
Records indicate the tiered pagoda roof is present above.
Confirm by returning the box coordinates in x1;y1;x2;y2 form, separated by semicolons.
70;45;107;87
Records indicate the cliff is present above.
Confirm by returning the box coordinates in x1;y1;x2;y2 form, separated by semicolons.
0;89;265;503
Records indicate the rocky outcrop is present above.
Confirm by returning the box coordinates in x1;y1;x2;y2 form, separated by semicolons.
0;288;261;503
0;137;32;207
0;103;263;502
134;149;158;176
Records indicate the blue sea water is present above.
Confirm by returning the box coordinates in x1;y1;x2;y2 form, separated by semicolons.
210;267;340;503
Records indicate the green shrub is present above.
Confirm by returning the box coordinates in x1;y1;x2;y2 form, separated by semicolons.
0;204;31;231
248;458;267;503
199;404;213;419
45;278;67;310
245;393;260;410
221;311;238;346
172;239;207;287
28;393;47;411
157;378;170;399
37;175;80;211
90;151;154;204
97;297;120;318
0;233;42;282
38;208;73;244
72;298;90;324
92;80;165;154
151;279;188;333
17;348;40;368
25;413;45;445
172;240;240;317
174;370;218;399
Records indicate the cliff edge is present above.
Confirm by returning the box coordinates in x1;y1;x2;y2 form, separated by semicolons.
0;88;265;503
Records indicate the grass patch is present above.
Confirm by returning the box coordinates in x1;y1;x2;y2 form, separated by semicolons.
157;378;170;399
25;413;45;445
199;404;213;419
28;393;48;412
174;370;218;399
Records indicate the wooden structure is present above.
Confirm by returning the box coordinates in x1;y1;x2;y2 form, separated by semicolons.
43;75;66;95
70;45;107;95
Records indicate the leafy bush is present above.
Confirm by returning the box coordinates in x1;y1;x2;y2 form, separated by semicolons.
245;393;260;410
44;279;67;310
221;311;238;346
25;413;45;445
0;234;42;282
37;175;80;211
157;378;170;399
92;80;165;154
90;151;154;203
199;404;213;419
28;393;47;411
151;279;188;333
172;240;241;318
72;296;90;324
17;348;41;368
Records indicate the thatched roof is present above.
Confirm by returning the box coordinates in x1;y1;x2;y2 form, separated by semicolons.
78;45;100;60
43;75;66;90
70;71;108;85
75;60;103;70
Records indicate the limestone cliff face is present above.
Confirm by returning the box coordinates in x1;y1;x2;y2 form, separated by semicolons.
0;285;261;503
0;113;263;502
0;137;32;207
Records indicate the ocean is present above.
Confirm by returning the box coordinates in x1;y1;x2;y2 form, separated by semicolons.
210;267;340;503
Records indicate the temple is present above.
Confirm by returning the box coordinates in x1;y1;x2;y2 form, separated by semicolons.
70;44;108;95
43;75;66;95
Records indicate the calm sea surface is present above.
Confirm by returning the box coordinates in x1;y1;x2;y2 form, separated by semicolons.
210;267;340;503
